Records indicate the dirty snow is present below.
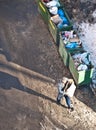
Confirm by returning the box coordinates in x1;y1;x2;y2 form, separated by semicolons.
74;10;96;86
78;23;96;66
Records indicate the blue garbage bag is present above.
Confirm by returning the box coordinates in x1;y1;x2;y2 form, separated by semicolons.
58;9;65;17
61;16;69;24
65;42;79;49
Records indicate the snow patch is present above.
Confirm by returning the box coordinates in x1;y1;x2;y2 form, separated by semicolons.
74;10;96;88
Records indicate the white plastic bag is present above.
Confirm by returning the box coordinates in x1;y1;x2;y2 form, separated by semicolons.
49;6;58;15
77;64;88;71
81;52;90;65
65;83;76;97
46;1;58;8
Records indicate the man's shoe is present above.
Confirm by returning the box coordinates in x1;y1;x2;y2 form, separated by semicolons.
57;98;61;104
68;106;74;112
70;107;74;111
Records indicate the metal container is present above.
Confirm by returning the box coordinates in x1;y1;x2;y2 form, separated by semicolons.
68;51;94;86
48;7;73;45
38;1;49;23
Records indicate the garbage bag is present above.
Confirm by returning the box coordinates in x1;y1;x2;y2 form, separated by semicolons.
49;6;58;15
65;42;79;49
77;64;88;71
50;14;62;24
46;1;60;8
65;82;76;97
81;52;91;65
58;9;65;17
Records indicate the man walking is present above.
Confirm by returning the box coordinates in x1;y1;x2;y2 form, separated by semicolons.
57;77;76;111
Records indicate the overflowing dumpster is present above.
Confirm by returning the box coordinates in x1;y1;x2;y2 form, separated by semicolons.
68;51;94;86
37;0;94;86
38;0;73;44
38;0;50;23
59;34;69;66
48;6;73;45
59;30;83;66
59;30;94;85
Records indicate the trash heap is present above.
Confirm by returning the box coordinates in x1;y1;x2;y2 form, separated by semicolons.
72;52;91;71
59;30;94;85
61;30;82;50
38;0;94;86
60;30;91;71
43;0;71;29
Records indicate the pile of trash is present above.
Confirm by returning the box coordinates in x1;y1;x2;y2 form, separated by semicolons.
72;52;91;71
60;29;93;71
39;0;94;86
61;30;82;49
78;22;96;95
42;0;70;29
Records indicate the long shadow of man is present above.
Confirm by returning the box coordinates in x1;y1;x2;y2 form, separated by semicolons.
0;71;58;104
0;71;67;108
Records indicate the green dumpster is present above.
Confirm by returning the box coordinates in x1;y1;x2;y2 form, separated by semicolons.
48;6;73;45
38;0;61;24
59;30;94;86
38;0;49;23
38;1;73;45
59;31;84;66
68;51;94;86
59;34;69;66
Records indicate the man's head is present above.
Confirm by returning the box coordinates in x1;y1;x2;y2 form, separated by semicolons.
62;77;74;84
61;77;68;84
68;79;74;84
